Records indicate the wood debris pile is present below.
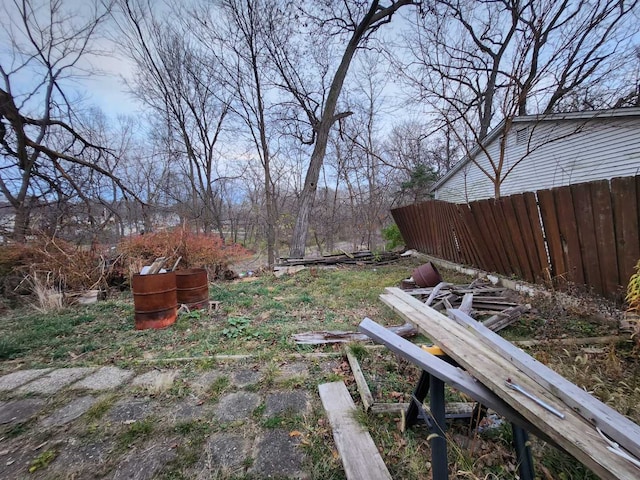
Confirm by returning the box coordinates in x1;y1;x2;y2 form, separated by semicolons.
402;279;530;332
279;250;400;267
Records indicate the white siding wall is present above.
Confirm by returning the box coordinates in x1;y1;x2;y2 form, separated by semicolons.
434;116;640;203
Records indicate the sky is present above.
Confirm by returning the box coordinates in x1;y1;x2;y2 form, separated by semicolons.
0;0;142;120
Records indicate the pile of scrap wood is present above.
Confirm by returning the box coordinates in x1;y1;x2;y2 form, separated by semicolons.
279;250;400;267
402;279;530;332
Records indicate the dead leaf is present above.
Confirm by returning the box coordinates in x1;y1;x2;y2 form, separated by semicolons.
289;430;302;437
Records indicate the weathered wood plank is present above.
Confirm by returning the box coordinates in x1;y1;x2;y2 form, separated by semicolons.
571;182;603;294
358;317;550;441
478;199;510;273
611;176;640;291
480;305;530;332
468;202;499;272
555;186;585;285
510;194;537;282
494;197;526;278
590;180;619;298
537;189;566;287
293;323;417;344
318;381;392;480
447;308;640;460
454;204;486;266
346;351;374;411
381;288;640;479
523;191;550;282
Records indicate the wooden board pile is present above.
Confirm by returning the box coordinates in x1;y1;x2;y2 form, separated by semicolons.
402;279;530;332
373;287;640;479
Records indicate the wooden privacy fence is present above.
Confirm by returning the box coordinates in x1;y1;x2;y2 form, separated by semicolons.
391;175;640;300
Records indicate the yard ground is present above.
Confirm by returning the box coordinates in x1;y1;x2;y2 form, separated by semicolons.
1;257;638;479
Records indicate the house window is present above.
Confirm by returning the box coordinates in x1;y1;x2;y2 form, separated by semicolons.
516;126;529;145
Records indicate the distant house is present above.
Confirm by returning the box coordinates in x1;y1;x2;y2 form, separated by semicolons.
431;107;640;203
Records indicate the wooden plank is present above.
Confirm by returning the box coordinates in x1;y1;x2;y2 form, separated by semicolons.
447;308;640;460
500;196;532;280
293;323;417;344
459;203;494;270
554;185;585;286
512;194;538;282
380;288;640;479
590;180;619;298
318;381;392;480
369;402;409;414
454;204;482;266
571;182;603;294
537;188;567;288
478;199;510;273
523;191;550;282
346;351;374;411
469;201;500;272
440;204;456;262
448;203;465;264
417;203;432;253
493;198;523;277
358;317;550;441
611;176;640;292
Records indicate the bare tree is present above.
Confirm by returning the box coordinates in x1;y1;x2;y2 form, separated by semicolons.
402;0;639;198
0;0;138;241
189;0;280;266
262;0;417;258
111;0;232;236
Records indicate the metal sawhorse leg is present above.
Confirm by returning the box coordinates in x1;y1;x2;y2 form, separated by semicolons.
403;348;535;480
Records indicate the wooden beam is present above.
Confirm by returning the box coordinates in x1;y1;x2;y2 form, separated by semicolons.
293;323;417;344
380;288;640;480
358;317;551;441
318;382;392;480
447;308;640;460
346;351;374;411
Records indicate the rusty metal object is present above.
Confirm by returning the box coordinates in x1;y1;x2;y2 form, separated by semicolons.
132;271;177;330
175;268;209;310
412;262;443;288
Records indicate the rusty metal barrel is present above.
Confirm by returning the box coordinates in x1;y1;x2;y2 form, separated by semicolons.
132;271;178;330
175;268;209;309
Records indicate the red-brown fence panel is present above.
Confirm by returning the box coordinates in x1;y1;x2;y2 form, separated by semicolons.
611;177;640;290
590;180;620;298
391;175;639;300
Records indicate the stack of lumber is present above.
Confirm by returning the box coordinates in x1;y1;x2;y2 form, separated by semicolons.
375;287;640;479
279;250;400;266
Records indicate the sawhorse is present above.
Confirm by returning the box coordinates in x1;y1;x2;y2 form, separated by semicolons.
403;346;535;480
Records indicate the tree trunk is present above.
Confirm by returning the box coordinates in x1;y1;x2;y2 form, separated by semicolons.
289;0;412;258
11;205;30;242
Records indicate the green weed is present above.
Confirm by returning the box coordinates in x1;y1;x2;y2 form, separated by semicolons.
117;417;155;449
28;449;57;473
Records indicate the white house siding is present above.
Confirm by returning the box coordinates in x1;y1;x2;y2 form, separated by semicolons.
434;116;640;203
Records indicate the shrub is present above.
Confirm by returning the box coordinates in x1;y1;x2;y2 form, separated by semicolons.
381;223;404;250
627;259;640;314
117;227;250;279
0;236;109;295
